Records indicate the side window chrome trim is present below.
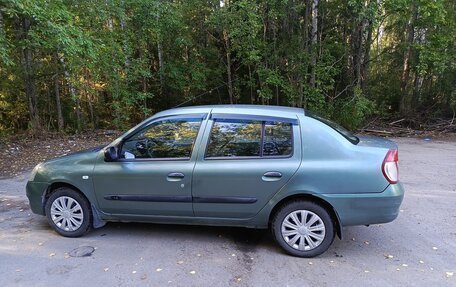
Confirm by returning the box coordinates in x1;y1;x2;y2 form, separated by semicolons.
210;113;298;125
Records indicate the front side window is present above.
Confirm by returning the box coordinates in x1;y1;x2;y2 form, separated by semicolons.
121;117;202;159
206;119;293;158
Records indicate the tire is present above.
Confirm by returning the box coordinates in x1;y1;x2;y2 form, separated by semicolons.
271;200;335;258
45;187;92;237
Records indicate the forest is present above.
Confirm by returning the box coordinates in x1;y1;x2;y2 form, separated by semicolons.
0;0;455;135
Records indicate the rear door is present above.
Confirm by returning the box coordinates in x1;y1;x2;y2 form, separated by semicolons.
192;113;301;218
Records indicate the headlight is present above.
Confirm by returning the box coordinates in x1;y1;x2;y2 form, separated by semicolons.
29;163;42;181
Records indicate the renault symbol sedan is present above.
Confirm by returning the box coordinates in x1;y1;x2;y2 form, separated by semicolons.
26;105;404;257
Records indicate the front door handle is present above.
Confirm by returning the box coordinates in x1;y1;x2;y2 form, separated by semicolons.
167;172;185;182
262;171;282;181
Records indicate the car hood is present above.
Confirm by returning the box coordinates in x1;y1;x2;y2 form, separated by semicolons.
356;136;398;150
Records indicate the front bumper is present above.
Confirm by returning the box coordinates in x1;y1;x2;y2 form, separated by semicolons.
321;183;405;226
26;181;49;215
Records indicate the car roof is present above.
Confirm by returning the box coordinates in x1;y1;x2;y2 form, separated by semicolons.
153;105;304;119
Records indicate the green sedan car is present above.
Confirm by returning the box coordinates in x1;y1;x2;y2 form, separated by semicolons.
26;105;404;257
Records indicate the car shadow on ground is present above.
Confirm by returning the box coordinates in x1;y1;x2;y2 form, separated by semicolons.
91;221;278;252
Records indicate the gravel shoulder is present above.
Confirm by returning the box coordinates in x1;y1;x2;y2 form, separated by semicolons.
0;137;455;287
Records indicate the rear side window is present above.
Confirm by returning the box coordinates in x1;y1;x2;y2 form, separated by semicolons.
206;119;293;158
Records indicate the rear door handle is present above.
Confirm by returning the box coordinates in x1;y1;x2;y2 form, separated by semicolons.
167;172;185;181
262;171;282;181
263;171;282;178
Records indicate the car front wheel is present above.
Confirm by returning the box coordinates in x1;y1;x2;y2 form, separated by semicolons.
45;187;92;237
272;201;335;257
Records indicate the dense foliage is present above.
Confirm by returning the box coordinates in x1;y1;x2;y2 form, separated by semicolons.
0;0;454;134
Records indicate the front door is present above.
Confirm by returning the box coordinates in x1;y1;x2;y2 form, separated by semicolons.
93;115;206;216
192;114;301;219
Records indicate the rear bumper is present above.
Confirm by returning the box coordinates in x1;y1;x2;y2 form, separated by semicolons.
26;181;49;215
321;183;405;226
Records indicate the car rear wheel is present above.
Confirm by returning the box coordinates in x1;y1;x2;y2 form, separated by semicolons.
272;201;335;257
45;187;92;237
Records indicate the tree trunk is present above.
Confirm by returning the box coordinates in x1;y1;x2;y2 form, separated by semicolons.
309;0;319;89
351;21;362;89
248;65;254;104
223;29;234;104
361;19;373;95
400;3;417;115
157;39;165;96
58;55;82;130
19;17;40;130
54;75;64;132
120;0;129;71
0;9;4;37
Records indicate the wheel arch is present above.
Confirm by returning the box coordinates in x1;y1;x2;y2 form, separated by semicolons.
268;193;343;239
44;182;87;208
44;181;105;228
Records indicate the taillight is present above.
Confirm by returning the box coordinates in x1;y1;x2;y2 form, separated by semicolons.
382;149;399;184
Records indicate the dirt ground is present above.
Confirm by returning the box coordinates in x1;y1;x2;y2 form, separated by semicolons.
0;130;120;178
0;137;455;287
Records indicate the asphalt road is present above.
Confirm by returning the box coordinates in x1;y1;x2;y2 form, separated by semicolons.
1;138;455;287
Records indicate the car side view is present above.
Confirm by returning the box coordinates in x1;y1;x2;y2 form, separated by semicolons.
26;105;404;257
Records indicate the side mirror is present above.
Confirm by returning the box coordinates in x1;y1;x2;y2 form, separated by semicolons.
104;146;119;162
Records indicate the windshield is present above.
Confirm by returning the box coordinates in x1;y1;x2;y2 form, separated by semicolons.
306;112;360;145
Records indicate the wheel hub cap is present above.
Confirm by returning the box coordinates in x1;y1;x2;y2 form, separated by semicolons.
298;226;309;236
50;196;84;232
281;210;326;251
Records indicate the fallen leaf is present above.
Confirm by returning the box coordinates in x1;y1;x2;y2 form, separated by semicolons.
104;268;109;272
352;238;356;241
446;272;454;278
396;268;400;271
364;270;370;273
156;268;162;272
419;260;424;264
231;254;236;257
402;264;408;267
236;277;242;282
132;271;137;274
384;254;394;259
38;242;43;246
432;247;438;250
197;253;201;257
189;271;196;275
177;260;184;265
364;241;369;245
308;262;313;265
49;253;55;257
15;269;21;272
